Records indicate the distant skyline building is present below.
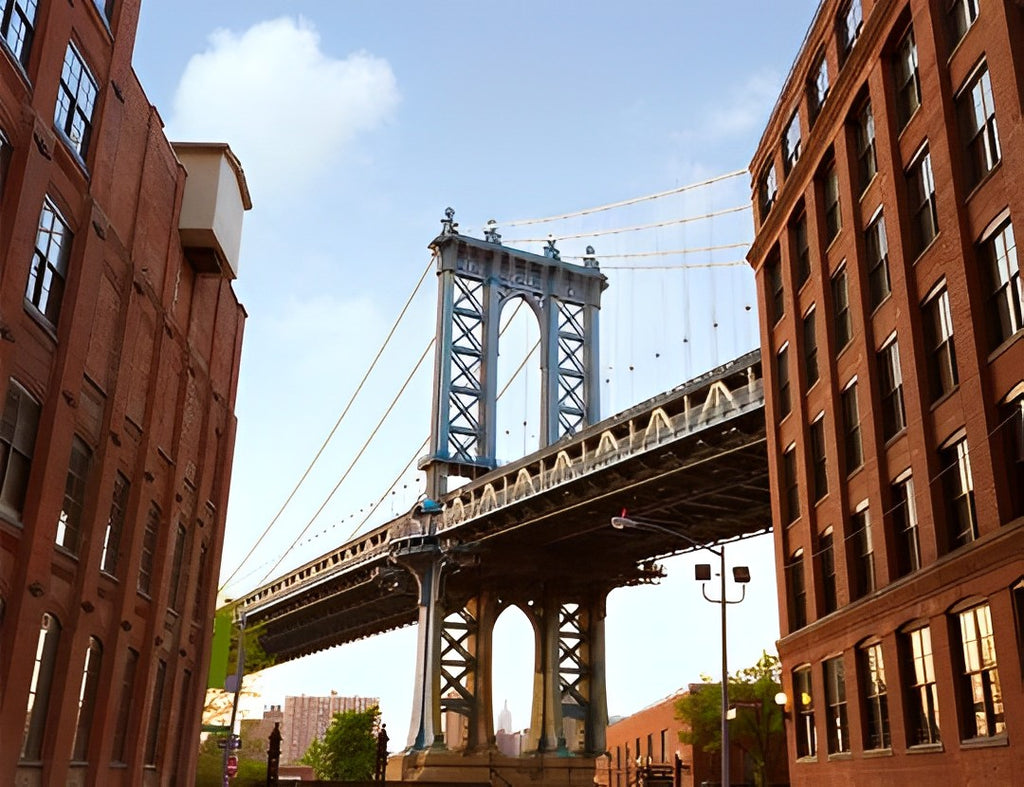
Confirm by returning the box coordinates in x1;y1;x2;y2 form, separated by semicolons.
281;693;380;763
749;0;1023;783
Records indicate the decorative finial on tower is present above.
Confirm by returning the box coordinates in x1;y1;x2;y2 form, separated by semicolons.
582;245;598;268
440;207;458;236
484;219;502;245
544;234;561;260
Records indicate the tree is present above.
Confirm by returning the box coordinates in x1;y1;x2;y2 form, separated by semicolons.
301;705;381;781
675;651;785;787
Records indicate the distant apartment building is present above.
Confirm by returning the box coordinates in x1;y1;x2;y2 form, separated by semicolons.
282;693;380;763
748;0;1023;783
0;1;250;785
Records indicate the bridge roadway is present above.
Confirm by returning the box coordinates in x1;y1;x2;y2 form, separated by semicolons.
237;349;771;664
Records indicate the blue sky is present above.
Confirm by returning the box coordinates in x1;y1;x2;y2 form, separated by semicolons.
133;0;820;744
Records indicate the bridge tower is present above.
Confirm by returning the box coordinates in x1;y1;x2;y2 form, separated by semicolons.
392;210;609;782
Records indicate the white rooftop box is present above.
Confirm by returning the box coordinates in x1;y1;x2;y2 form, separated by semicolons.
173;142;252;279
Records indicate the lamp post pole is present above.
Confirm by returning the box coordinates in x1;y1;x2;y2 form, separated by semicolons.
611;516;748;787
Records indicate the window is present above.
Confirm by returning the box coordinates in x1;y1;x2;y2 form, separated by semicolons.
759;163;777;221
71;637;102;761
0;0;37;68
894;27;921;130
838;0;863;61
168;523;187;613
193;541;208;620
783;111;801;175
831;265;853;350
21;612;61;761
111;648;138;763
92;0;114;22
980;218;1021;348
777;345;791;419
907;146;938;254
854;99;877;191
819;527;838;614
55;436;91;556
958;63;1000;188
890;474;921;576
877;336;906;440
824;656;850;753
865;211;891;309
793;666;816;757
138;503;159;596
1000;388;1024;520
850;505;875;599
923;285;958;400
786;549;807;631
841;381;863;474
940;436;977;550
55;43;98;158
803;309;819;387
860;642;890;750
783;444;799;524
1014;580;1024;680
810;416;828;501
792;212;811;287
823;160;841;242
766;249;784;325
145;659;167;765
0;379;40;520
100;472;130;575
903;625;940;746
948;0;979;49
956;603;1004;739
809;54;829;121
26;198;73;326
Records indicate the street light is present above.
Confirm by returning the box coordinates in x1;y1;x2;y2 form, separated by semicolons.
611;515;749;787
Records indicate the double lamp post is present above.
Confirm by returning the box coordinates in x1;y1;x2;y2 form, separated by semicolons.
611;516;750;787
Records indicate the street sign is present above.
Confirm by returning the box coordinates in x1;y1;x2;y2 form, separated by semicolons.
226;755;238;777
216;736;242;749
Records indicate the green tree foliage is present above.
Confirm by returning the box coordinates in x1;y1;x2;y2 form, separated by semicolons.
301;705;381;781
226;617;275;675
675;651;784;787
195;733;267;787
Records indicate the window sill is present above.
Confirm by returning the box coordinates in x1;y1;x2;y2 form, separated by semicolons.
857;172;879;202
826;751;852;761
963;159;1002;204
910;231;941;266
883;427;907;448
907;742;943;754
23;300;58;343
53;127;91;179
928;385;960;412
986;329;1021;364
959;733;1008;750
795;755;818;764
862;747;892;758
868;291;892;317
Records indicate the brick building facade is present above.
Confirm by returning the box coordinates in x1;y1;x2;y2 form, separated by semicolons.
748;0;1024;783
282;694;380;764
0;1;249;785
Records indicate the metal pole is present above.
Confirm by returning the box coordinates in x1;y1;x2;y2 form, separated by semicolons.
720;547;729;787
223;610;246;786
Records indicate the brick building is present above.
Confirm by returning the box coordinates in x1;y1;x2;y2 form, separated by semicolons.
282;693;380;763
748;0;1023;783
0;1;249;785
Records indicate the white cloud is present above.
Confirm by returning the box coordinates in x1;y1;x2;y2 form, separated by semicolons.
168;17;399;200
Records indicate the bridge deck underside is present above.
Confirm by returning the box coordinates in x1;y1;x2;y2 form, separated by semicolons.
248;405;769;664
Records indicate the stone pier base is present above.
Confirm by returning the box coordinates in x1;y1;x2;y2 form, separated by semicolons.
386;749;599;786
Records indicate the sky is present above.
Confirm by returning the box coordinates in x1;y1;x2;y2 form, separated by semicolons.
133;0;821;746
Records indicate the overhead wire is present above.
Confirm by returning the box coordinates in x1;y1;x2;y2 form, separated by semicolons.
219;254;436;592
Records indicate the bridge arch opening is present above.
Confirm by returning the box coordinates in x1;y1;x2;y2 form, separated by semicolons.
495;295;541;464
491;602;536;747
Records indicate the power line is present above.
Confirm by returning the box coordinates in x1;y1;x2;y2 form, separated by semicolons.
219;254;436;592
506;204;750;243
601;261;748;270
563;242;751;260
497;170;747;227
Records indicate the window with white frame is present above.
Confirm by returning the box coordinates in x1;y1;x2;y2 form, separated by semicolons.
923;284;958;400
810;414;828;502
819;526;838;614
777;343;791;420
0;379;40;521
803;308;819;387
860;641;890;750
940;434;977;551
783;443;799;524
26;198;72;326
794;665;816;757
907;145;938;255
947;0;979;48
792;211;811;287
831;264;853;350
55;436;92;556
890;472;921;576
955;603;1004;739
838;0;863;62
71;636;102;762
809;53;829;121
894;27;921;129
783;111;801;175
822;158;842;242
902;624;941;745
865;210;891;309
850;503;874;599
54;43;98;158
0;0;37;68
854;99;877;191
958;63;1000;187
877;335;906;441
786;548;807;630
21;612;61;761
759;162;777;221
824;655;850;753
841;379;863;475
979;217;1021;348
100;472;130;575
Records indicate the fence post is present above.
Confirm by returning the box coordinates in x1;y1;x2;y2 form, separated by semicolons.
266;721;281;786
